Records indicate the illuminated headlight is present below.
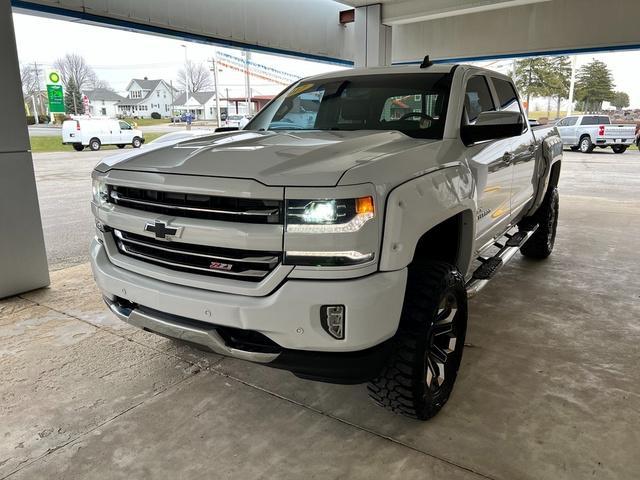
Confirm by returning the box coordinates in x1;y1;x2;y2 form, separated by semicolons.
92;179;109;206
286;196;374;233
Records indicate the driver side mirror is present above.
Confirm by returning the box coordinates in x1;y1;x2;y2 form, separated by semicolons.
461;111;524;146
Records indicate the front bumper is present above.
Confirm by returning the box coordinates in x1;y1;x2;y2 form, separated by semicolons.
91;239;407;381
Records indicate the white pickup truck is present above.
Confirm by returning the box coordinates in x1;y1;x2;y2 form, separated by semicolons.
555;114;636;153
90;62;562;420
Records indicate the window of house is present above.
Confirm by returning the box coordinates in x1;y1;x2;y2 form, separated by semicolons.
157;91;160;97
463;76;495;123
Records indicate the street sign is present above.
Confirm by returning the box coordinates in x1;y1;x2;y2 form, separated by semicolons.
82;94;90;114
46;69;65;115
47;85;65;113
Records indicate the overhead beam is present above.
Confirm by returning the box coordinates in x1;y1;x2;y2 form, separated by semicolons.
11;0;355;65
391;0;640;64
380;0;552;25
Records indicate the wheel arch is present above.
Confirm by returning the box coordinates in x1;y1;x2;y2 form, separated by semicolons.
379;165;475;276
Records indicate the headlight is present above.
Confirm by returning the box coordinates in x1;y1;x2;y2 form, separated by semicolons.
286;196;374;233
92;179;109;206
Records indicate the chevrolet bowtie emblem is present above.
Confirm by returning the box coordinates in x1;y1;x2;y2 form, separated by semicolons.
145;221;178;239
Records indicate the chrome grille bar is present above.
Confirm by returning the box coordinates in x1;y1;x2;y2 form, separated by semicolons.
117;243;268;278
113;230;278;267
112;229;280;282
108;189;280;222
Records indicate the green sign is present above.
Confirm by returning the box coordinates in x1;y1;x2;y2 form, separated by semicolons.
47;84;65;114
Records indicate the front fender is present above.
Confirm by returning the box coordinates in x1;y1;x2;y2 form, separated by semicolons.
379;164;475;272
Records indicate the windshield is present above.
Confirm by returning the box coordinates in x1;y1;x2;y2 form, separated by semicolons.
246;73;452;139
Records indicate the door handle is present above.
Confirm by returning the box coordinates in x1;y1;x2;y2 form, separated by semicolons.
502;152;514;164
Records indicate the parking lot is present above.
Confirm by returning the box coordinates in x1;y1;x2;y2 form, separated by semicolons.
1;148;639;479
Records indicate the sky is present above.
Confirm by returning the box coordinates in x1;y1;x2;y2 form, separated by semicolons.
12;13;346;99
12;12;640;108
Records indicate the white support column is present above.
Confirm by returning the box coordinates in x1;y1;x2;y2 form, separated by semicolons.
0;2;50;298
354;4;392;68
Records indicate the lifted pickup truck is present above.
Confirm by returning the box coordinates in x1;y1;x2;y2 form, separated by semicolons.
556;114;636;153
91;63;562;420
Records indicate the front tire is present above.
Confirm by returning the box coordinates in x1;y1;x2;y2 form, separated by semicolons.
579;136;594;153
89;138;101;151
612;145;627;154
132;137;142;148
367;262;467;420
519;187;559;259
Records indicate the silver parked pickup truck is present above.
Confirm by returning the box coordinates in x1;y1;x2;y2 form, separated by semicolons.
91;63;562;420
556;114;636;153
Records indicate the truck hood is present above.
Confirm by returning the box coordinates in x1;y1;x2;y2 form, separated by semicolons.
95;130;435;186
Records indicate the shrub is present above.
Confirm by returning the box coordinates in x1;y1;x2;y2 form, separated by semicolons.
150;111;161;119
25;115;51;125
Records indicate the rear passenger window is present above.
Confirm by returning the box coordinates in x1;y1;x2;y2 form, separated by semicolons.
492;78;521;112
463;76;495;123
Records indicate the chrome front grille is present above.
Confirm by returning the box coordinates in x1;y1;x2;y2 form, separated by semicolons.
113;229;280;282
108;185;282;224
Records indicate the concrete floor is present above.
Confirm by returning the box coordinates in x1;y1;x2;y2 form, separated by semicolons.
2;150;640;479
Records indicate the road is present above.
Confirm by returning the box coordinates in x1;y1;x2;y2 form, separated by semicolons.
9;146;640;480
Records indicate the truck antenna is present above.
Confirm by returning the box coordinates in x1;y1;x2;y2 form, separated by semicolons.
420;55;433;68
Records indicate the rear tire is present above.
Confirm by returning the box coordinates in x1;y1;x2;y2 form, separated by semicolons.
367;261;467;420
579;136;594;153
89;138;101;151
117;144;126;149
132;137;142;148
519;187;559;259
72;144;84;152
612;145;627;154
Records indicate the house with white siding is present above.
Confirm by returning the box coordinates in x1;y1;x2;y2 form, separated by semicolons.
83;88;125;118
117;77;178;118
172;92;219;120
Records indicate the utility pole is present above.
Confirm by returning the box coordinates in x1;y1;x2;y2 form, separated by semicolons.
209;53;221;127
170;80;175;123
31;95;39;124
567;55;577;116
33;61;41;124
244;50;251;116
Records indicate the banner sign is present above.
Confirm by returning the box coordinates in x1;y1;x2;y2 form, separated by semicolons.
46;70;65;114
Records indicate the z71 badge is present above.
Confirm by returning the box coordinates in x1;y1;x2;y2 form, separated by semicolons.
209;261;233;271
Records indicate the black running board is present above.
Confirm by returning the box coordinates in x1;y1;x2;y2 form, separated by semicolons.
466;224;538;298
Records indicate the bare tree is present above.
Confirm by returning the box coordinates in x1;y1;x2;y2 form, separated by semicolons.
54;53;105;92
20;63;40;95
177;60;214;94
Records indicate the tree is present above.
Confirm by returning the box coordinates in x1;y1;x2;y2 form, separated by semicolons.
177;60;214;94
54;53;104;92
64;77;82;115
20;64;40;96
575;59;615;112
545;56;572;118
611;91;630;110
514;58;552;114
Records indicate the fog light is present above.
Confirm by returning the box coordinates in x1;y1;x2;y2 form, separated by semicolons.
321;305;345;340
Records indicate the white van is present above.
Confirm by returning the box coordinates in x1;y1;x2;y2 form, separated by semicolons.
62;119;144;151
